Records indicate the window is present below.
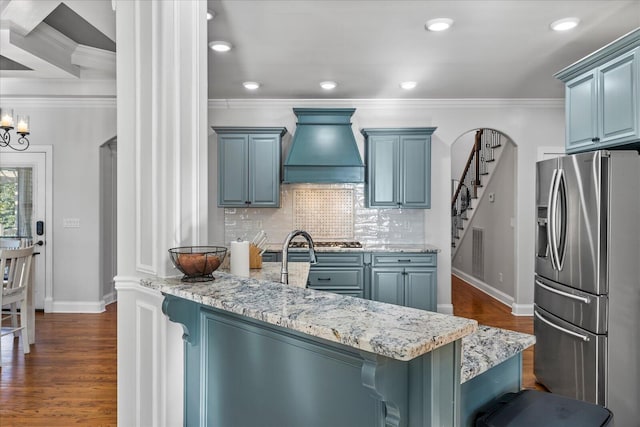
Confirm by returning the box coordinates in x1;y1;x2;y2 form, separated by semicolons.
0;168;33;238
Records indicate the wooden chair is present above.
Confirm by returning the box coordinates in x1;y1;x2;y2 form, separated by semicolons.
0;246;34;368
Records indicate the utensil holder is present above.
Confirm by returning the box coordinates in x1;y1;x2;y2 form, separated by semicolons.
249;244;262;269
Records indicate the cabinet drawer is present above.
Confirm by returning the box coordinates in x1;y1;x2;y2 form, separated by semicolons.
307;268;363;290
261;252;280;263
371;253;436;267
288;252;363;266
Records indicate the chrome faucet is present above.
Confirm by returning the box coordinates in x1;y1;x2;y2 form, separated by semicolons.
281;230;317;284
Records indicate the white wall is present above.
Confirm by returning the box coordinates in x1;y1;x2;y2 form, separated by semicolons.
208;99;566;312
0;97;116;311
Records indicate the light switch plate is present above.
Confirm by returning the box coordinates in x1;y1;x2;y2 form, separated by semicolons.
63;218;80;228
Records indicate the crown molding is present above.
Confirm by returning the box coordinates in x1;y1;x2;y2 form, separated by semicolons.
208;98;564;110
0;96;116;108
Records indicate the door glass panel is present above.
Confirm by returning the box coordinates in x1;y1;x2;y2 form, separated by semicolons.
0;167;33;238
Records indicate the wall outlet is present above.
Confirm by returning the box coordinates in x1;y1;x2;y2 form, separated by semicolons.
488;192;495;203
498;272;503;282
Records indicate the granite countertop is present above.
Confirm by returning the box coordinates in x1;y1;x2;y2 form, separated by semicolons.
141;273;477;362
264;243;440;253
219;262;309;288
461;325;536;383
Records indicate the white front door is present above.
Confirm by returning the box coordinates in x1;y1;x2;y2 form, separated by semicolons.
0;149;51;310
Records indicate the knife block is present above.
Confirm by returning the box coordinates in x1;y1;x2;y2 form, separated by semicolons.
249;244;262;269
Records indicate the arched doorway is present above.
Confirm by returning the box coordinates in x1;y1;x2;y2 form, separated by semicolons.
450;128;518;307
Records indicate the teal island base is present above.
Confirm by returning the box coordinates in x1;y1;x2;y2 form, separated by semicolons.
163;295;464;427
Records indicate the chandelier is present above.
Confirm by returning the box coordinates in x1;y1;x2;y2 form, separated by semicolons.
0;108;30;151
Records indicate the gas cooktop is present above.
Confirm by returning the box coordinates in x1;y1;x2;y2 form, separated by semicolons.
288;241;362;249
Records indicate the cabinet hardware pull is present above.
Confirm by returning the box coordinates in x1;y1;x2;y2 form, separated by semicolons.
397;259;411;263
534;311;590;342
317;278;331;281
535;280;590;304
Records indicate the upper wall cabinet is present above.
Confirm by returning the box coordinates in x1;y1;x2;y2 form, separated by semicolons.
556;29;640;153
361;128;437;209
212;127;287;208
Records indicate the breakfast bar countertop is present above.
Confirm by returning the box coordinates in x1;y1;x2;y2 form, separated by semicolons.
264;243;440;253
219;262;310;288
461;325;536;383
141;270;477;361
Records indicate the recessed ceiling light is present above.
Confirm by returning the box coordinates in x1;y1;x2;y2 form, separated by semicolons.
400;81;417;90
550;17;580;31
243;81;260;90
209;41;232;52
320;81;337;90
425;18;453;32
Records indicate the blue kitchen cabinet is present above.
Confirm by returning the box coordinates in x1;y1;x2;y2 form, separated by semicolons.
361;128;436;208
261;251;279;263
565;71;598;152
289;252;365;298
213;127;286;207
556;29;639;153
370;253;437;311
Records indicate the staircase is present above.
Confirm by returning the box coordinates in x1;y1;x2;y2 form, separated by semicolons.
451;129;504;255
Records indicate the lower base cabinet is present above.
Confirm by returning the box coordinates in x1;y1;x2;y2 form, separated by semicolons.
371;268;437;311
371;253;437;312
266;250;437;311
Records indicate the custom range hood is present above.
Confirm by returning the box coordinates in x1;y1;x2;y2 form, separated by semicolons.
283;108;364;183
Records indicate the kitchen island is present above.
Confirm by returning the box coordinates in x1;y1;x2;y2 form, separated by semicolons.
143;268;477;426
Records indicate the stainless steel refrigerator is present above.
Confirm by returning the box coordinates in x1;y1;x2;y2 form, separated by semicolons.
534;150;640;426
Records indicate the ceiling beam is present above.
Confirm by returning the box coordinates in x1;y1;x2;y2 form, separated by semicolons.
1;23;80;78
1;0;61;36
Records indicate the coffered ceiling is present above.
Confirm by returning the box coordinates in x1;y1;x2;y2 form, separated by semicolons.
1;0;639;98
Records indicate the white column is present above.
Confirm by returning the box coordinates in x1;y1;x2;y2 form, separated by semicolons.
115;0;208;425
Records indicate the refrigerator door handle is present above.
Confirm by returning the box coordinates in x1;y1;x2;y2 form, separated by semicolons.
547;168;559;270
555;169;567;270
535;280;591;304
535;310;590;342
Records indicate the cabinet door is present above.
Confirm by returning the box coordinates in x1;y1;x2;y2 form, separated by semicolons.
565;71;598;153
367;135;399;207
400;135;431;208
598;49;639;147
218;135;248;206
371;269;404;305
405;269;437;311
248;134;280;207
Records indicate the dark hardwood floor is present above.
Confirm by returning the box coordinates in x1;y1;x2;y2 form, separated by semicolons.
0;277;540;425
452;274;544;391
1;303;117;426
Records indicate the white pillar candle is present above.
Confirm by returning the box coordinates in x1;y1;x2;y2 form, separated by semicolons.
16;115;29;133
0;110;13;128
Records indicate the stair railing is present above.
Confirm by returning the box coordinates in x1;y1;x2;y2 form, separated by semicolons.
451;129;503;247
452;129;482;207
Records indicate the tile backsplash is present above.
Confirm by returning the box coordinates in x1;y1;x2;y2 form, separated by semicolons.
224;183;425;246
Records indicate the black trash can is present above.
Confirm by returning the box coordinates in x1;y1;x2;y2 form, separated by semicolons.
475;390;613;427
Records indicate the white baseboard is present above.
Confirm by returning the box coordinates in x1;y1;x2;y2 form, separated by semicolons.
511;303;534;316
50;300;106;313
453;269;534;317
103;291;118;306
437;304;454;315
452;268;514;309
44;297;54;313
